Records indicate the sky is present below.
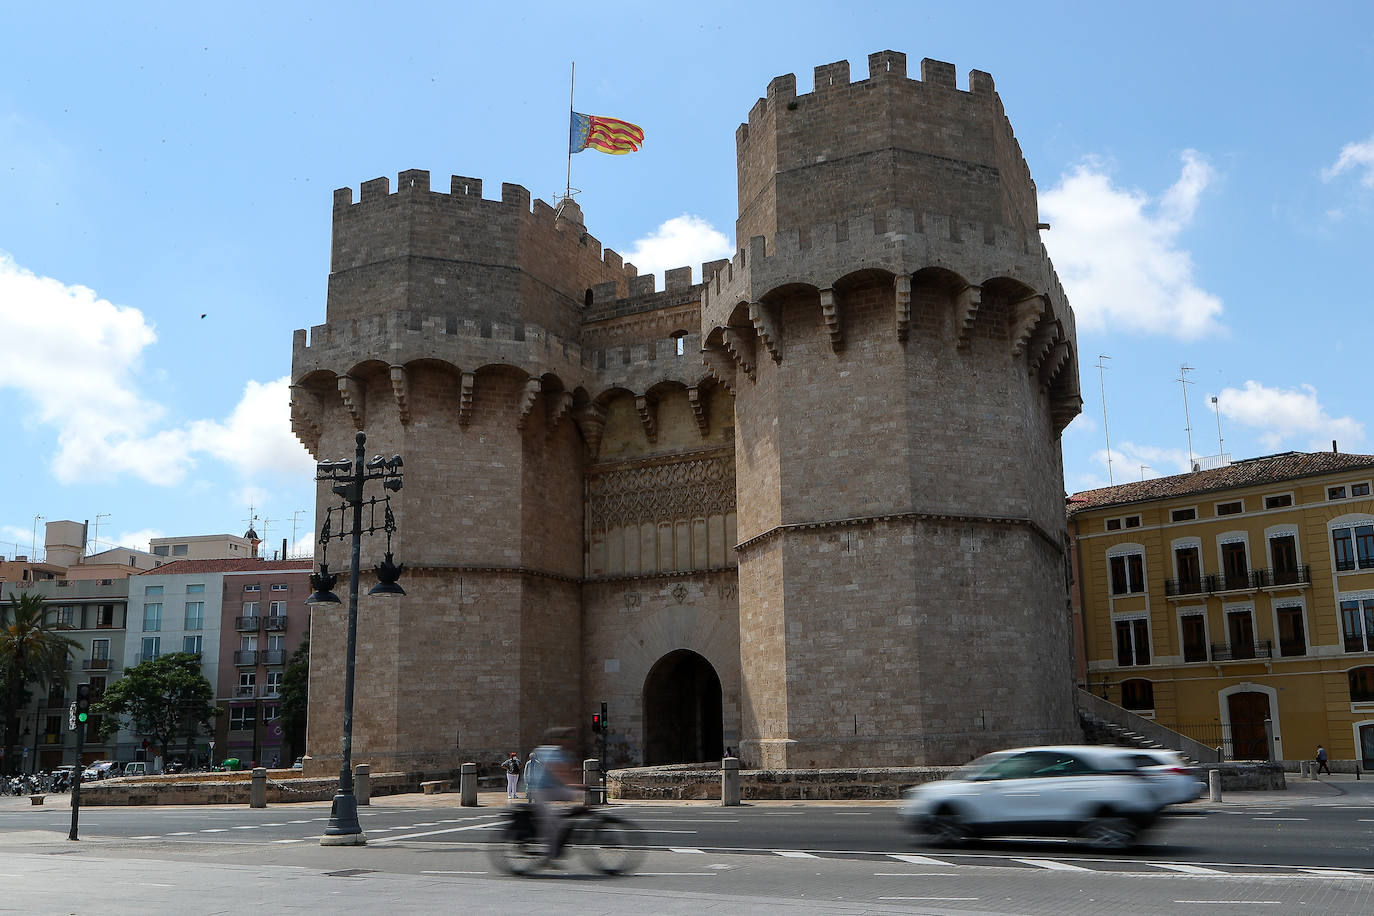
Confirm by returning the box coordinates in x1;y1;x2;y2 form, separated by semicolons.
2;2;1373;560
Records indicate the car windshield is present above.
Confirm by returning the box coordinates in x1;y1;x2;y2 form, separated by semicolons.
956;752;1015;779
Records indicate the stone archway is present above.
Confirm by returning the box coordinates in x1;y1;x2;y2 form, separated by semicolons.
642;649;723;765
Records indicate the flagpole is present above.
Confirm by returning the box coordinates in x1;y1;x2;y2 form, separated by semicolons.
565;61;575;203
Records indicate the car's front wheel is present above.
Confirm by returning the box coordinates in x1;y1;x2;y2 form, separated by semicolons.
1080;813;1137;849
924;807;971;846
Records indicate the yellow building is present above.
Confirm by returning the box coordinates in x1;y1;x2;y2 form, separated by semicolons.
1070;450;1374;768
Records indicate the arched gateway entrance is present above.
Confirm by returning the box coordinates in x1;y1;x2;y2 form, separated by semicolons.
642;649;723;765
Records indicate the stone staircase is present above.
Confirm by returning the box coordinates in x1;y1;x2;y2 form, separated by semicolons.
1075;688;1220;764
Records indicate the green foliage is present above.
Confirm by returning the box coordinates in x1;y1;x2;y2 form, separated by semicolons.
278;636;309;759
92;651;219;758
2;592;80;774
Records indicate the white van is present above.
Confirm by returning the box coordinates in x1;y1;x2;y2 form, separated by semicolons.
123;761;149;777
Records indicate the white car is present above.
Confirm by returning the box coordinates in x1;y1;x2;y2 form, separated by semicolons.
1124;748;1206;805
900;745;1168;849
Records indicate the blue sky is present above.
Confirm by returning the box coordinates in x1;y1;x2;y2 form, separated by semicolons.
2;2;1373;559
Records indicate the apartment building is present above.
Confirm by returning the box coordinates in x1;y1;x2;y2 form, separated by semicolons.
1070;450;1374;767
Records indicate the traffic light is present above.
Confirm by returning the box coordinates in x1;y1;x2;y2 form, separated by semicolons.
75;683;91;724
591;712;602;733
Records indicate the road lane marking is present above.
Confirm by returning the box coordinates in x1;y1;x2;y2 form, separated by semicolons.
874;873;961;877
420;870;487;875
888;854;949;866
131;835;160;840
135;883;173;888
1013;858;1091;871
200;829;228;833
166;832;193;836
369;819;505;844
632;818;739;823
879;898;979;902
1150;863;1227;875
775;851;818;858
272;839;305;844
670;847;705;854
1175;902;1280;906
1301;868;1370;879
1252;817;1308;821
231;826;259;830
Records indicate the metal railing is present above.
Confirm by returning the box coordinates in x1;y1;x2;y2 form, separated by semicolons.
233;650;259;665
1254;565;1311;588
82;657;112;670
234;685;256;698
264;615;288;631
1164;576;1207;597
235;615;261;632
262;649;286;665
1209;639;1273;662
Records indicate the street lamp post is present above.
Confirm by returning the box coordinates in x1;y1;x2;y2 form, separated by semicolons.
307;431;404;846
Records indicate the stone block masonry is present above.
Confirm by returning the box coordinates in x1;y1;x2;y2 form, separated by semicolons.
292;49;1082;777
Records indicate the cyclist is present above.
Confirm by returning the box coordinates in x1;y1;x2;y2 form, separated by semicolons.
528;728;580;863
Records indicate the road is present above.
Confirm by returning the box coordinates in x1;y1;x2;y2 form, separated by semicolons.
2;778;1373;914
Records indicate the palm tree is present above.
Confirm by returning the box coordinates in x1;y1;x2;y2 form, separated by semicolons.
1;592;80;775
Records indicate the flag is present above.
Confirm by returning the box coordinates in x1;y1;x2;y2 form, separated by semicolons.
570;111;645;155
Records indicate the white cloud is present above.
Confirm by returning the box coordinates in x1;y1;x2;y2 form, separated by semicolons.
0;253;313;488
1323;134;1374;188
1216;381;1365;451
1092;441;1194;482
107;528;164;553
621;215;732;283
1040;151;1224;340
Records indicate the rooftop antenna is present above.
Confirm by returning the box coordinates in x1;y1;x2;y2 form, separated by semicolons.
1097;355;1114;485
91;512;110;554
1140;465;1151;481
1210;395;1224;456
290;509;307;553
31;514;44;559
1178;364;1196;469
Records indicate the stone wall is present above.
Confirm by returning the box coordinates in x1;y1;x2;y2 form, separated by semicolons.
609;764;957;801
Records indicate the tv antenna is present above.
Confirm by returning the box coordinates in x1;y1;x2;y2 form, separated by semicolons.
1210;395;1224;456
1097;355;1114;485
1140;465;1151;481
91;513;111;553
1178;364;1196;469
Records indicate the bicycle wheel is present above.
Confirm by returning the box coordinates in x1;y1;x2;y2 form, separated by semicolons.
486;821;542;876
574;813;643;875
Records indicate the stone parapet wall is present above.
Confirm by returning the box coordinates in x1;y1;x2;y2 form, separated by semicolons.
608;765;957;801
1202;762;1287;791
78;772;423;806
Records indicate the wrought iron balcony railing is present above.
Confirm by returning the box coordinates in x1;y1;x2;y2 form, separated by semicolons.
1254;565;1312;588
1209;639;1273;662
264;615;288;631
233;650;259;666
235;615;261;632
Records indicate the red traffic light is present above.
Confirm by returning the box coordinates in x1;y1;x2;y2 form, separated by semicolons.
591;713;602;731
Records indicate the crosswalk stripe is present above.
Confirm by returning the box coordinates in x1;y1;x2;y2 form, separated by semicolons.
888;854;950;866
775;851;818;858
1300;868;1369;879
1151;863;1227;875
1013;858;1092;871
670;847;705;854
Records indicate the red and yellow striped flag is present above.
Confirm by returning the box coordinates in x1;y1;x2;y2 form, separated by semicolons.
570;111;644;155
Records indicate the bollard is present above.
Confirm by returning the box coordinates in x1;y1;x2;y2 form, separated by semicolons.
1208;769;1222;802
250;767;267;808
583;758;603;806
721;756;741;807
355;764;371;806
459;762;478;806
29;795;44;806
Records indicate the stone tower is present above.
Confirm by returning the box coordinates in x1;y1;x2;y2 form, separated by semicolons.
290;51;1082;778
701;51;1082;767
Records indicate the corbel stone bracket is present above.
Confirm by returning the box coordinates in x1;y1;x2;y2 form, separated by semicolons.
701;345;737;392
722;327;757;381
1026;321;1059;376
819;288;842;352
575;403;608;459
687;385;710;437
749;301;782;363
458;372;475;427
635;395;658;443
1009;294;1047;356
390;365;410;424
288;384;324;456
894;275;912;342
547;390;574;433
517;378;542;428
337;375;365;430
955;284;982;349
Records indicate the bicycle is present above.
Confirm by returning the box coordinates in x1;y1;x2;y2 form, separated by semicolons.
486;801;643;876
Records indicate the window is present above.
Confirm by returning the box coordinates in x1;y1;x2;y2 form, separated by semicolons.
1276;606;1306;657
1181;613;1208;662
1333;524;1374;572
240;670;256;689
90;638;109;661
1121;679;1154;710
1342;598;1374;652
142;602;162;632
266;670;283;696
141;636;161;661
172;544;188;556
1171;507;1196;522
184;601;204;630
1124;515;1141;528
243;601;259;617
244;584;260;592
1227;609;1256;658
1115;617;1151;666
1330;486;1349;500
144;585;163;596
229;706;255;729
88;676;106;698
1269;535;1299;584
186;584;204;594
1217;500;1243;516
1110;552;1146;595
1356;483;1372;497
267;634;284;652
263;704;280;721
1221;542;1250;589
1351;667;1374;702
96;605;114;628
271;583;288;591
1265;494;1293;509
268;601;285;618
183;635;203;655
1106;518;1122;531
1174;546;1202;593
153;545;170;556
56;605;75;628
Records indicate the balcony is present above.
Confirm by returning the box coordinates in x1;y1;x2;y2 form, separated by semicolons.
262;649;286;665
234;685;256;698
235;615;261;632
1255;565;1312;588
264;615;288;631
1209;639;1274;662
234;650;259;666
1164;577;1207;598
82;657;112;671
138;652;160;663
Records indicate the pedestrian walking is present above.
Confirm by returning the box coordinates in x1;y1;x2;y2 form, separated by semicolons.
501;751;522;798
524;750;540;799
1316;744;1332;775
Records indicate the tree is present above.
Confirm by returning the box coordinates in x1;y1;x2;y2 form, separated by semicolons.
2;592;80;775
278;636;309;762
93;652;218;762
